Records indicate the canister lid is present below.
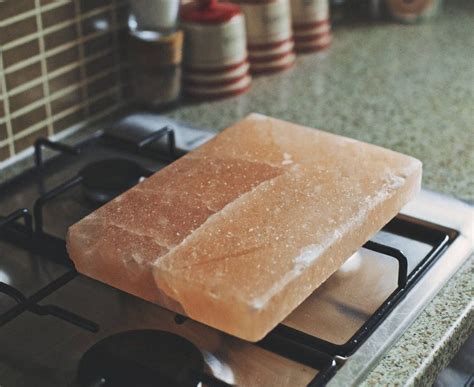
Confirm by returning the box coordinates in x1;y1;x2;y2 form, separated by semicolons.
180;0;241;24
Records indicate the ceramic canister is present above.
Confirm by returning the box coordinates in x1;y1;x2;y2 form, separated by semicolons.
290;0;332;53
180;0;251;99
385;0;441;24
236;0;296;74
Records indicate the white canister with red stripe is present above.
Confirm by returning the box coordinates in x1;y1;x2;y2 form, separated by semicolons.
236;0;295;74
180;0;251;99
290;0;332;53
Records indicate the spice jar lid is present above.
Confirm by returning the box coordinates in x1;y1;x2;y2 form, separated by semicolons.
180;0;241;24
128;29;184;67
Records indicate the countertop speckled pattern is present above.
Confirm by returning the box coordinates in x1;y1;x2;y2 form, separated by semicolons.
167;1;473;384
165;0;474;203
360;256;473;387
0;0;472;385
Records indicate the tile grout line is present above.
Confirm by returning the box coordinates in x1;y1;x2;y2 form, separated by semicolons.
11;121;49;142
0;0;110;27
0;50;15;156
0;0;129;156
1;3;117;52
6;48;115;98
53;98;128;141
48;102;85;123
74;0;90;118
4;55;42;75
0;0;71;28
7;65;74;99
8;65;122;121
10;65;125;129
4;24;121;75
35;0;54;137
0;100;128;169
51;86;130;128
4;43;76;75
0;9;38;28
110;0;123;106
2;19;78;52
0;138;9;148
11;85;123;142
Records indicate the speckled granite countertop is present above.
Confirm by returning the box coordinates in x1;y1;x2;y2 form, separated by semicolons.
359;256;473;387
165;0;474;204
0;0;472;385
169;1;474;384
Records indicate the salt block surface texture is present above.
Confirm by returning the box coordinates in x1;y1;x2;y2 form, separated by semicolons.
67;114;422;341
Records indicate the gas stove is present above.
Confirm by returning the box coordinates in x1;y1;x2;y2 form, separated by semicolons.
0;113;472;387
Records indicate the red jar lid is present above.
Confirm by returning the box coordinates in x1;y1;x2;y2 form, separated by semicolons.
180;0;241;24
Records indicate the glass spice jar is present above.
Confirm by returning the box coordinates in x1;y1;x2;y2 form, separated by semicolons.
128;29;184;110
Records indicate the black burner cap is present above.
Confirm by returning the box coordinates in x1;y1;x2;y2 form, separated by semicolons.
78;330;204;387
79;159;148;204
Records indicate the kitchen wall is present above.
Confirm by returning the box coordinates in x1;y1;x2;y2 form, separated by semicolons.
0;0;131;163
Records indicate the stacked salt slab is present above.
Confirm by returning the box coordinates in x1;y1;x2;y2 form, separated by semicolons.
67;113;422;342
290;0;332;53
236;0;296;74
180;0;251;99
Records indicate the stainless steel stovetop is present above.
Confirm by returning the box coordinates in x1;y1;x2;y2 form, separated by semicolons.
0;113;472;387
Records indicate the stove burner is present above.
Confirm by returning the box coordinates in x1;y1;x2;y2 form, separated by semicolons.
78;330;205;387
79;159;151;204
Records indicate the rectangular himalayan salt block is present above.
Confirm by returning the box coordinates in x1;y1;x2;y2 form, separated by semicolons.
67;114;422;341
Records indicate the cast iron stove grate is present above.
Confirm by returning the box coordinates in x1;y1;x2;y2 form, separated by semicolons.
0;127;460;386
